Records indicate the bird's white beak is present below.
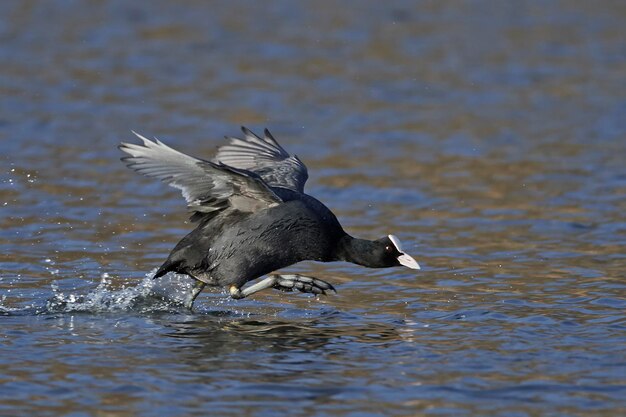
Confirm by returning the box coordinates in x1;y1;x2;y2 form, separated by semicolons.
389;235;421;270
398;253;420;270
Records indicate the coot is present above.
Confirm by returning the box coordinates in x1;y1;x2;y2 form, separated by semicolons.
119;127;419;308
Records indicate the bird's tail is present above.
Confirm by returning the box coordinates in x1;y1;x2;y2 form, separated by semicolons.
153;259;180;280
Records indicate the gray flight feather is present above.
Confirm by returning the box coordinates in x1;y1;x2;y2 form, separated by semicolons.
214;127;309;193
119;132;282;222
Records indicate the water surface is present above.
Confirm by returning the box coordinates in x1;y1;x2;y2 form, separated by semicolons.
1;1;625;416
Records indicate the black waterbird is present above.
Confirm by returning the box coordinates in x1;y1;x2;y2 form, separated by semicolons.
119;127;420;308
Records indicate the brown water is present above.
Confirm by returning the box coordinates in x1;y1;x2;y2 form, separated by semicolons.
1;1;625;416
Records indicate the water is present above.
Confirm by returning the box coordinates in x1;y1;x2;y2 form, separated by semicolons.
1;1;625;416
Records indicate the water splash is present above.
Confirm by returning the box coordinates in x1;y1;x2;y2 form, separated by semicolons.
1;270;260;317
44;269;197;314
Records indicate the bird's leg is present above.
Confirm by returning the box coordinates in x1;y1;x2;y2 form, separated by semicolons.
184;280;206;309
229;274;336;299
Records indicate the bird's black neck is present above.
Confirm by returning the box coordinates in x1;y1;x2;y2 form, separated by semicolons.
335;235;382;268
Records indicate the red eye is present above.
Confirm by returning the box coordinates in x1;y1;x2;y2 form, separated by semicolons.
385;245;392;252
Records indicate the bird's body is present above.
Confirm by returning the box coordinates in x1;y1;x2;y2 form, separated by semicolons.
119;127;419;307
154;192;345;288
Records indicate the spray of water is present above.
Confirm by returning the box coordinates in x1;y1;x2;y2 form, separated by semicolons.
44;269;197;314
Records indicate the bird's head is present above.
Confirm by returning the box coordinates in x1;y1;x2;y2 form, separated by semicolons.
370;235;420;270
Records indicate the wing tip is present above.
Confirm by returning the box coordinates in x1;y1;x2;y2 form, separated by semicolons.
241;125;253;136
130;130;153;144
263;128;278;144
240;126;277;144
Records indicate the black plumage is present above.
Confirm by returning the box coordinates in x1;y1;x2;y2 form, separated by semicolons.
119;127;419;307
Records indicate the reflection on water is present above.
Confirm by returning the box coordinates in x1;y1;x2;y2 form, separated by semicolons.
1;0;626;416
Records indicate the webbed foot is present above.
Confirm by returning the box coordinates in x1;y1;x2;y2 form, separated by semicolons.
229;274;337;299
270;274;336;295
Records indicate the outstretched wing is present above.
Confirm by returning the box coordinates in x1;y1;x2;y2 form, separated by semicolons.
214;127;309;193
119;132;282;222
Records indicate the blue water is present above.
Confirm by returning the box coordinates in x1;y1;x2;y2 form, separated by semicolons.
1;1;625;416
